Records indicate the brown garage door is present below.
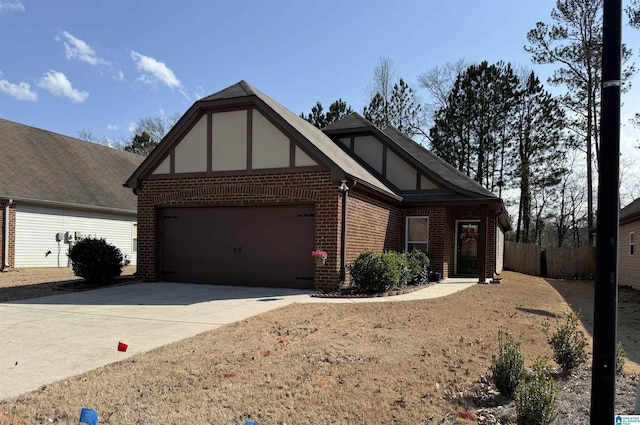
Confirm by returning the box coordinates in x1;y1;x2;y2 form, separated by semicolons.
158;205;315;289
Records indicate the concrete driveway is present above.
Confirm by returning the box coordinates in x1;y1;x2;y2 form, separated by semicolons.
0;282;313;401
0;279;475;401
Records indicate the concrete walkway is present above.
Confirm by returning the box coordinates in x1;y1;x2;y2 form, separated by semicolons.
0;278;474;400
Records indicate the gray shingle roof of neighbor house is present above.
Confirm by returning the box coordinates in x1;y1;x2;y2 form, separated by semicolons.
127;80;400;199
620;197;640;224
0;118;143;213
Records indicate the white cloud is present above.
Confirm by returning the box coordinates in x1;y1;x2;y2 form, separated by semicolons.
179;88;190;101
0;77;37;101
59;30;108;66
129;50;181;89
0;0;25;12
37;70;89;103
107;122;119;131
113;69;124;82
194;86;206;100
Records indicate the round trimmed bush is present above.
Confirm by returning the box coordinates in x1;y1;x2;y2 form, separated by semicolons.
68;237;124;284
349;250;407;294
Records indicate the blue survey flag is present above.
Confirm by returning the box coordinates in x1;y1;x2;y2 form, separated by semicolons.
79;407;98;425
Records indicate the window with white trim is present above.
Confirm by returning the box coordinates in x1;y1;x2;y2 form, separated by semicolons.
132;223;138;252
631;232;635;256
405;216;429;253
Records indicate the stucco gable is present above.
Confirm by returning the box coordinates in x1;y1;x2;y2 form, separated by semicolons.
126;81;399;200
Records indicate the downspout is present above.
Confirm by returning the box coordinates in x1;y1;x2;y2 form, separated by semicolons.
3;199;13;271
338;180;350;285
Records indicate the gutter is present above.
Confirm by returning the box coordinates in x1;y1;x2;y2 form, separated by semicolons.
3;199;12;270
1;196;136;216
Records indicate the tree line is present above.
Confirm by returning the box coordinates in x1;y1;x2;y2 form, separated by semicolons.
80;0;640;249
298;0;640;249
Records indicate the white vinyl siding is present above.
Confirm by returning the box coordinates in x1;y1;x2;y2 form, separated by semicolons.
15;205;137;267
496;225;505;273
619;222;640;290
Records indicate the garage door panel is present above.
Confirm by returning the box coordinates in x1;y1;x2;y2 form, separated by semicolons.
159;205;315;288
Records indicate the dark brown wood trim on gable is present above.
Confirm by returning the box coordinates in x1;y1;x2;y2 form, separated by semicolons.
289;139;295;168
349;136;355;151
169;148;175;174
416;172;421;190
247;108;253;171
143;165;327;180
207;113;212;174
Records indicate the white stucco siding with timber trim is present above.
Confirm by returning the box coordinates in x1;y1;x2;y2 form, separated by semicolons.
14;204;137;267
147;108;319;177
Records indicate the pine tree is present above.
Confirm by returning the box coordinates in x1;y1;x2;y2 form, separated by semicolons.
510;71;568;243
429;61;519;193
300;99;354;129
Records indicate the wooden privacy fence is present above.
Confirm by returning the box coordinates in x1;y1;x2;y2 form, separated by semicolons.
504;241;597;279
545;246;596;280
504;241;540;276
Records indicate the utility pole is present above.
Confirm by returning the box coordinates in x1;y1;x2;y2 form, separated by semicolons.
590;0;621;423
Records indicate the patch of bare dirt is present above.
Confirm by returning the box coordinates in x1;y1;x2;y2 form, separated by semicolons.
0;271;638;424
0;266;137;302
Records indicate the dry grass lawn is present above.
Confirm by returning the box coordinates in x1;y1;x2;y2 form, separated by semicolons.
0;271;639;424
0;266;137;302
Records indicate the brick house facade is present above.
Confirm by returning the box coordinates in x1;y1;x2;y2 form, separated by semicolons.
126;81;510;292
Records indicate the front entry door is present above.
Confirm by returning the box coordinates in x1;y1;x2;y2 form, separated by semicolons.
457;222;479;275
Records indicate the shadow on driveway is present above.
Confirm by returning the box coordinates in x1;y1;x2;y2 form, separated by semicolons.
5;282;314;307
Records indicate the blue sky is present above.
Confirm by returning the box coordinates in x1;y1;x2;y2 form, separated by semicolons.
1;0;639;163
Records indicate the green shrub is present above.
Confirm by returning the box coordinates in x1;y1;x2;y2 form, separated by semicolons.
405;249;430;285
349;250;407;294
617;341;626;374
515;359;558;425
68;237;124;284
542;311;588;375
491;328;526;398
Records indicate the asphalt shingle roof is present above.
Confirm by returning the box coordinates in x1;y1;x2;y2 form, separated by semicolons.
621;198;640;222
381;126;496;199
0;118;143;212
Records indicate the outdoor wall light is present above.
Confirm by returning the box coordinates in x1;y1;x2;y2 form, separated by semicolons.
338;180;349;192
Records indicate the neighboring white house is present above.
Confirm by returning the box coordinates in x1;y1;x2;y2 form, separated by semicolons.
619;198;640;290
0;118;143;269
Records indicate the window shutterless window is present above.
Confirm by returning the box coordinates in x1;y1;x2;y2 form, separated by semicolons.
630;232;635;256
405;216;429;253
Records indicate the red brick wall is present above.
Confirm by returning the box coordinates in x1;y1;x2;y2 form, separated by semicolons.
136;171;342;291
0;202;16;270
449;206;497;278
403;206;450;278
344;190;403;280
136;170;500;289
401;205;498;279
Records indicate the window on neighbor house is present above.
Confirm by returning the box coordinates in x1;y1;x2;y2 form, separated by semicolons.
405;216;429;253
133;223;138;252
631;232;635;256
